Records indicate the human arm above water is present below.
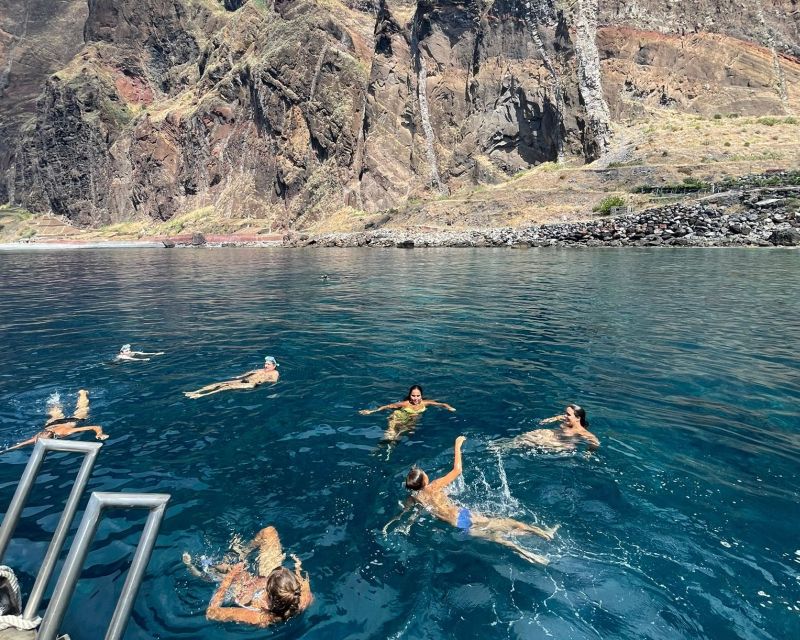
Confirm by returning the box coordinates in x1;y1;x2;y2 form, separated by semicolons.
381;497;418;535
578;429;600;449
359;401;405;415
429;436;466;490
423;400;456;412
539;414;564;425
0;436;39;454
290;554;314;610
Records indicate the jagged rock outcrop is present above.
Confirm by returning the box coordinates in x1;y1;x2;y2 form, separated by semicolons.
0;0;88;203
3;0;800;227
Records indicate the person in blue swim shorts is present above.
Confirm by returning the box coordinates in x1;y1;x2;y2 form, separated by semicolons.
398;436;559;564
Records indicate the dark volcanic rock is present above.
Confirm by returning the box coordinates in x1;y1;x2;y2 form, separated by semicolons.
287;182;800;249
768;228;800;246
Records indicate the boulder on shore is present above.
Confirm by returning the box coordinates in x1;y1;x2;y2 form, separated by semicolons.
768;228;800;246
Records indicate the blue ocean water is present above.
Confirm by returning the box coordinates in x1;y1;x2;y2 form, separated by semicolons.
0;247;798;640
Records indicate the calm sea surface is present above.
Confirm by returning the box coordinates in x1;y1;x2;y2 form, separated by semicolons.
0;248;798;639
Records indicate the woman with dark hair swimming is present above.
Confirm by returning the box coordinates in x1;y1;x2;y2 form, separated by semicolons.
507;404;599;452
183;526;312;628
385;436;558;564
359;385;456;443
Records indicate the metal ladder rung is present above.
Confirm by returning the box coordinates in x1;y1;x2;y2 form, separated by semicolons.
0;439;170;640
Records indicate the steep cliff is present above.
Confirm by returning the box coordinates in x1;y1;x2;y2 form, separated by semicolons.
3;0;799;228
0;0;88;203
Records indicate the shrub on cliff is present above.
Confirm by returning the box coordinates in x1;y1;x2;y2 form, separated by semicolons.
593;196;625;215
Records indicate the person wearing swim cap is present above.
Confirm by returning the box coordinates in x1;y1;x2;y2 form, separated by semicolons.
504;404;599;452
384;436;558;565
359;385;455;446
183;526;312;627
184;356;280;399
1;390;108;454
115;344;164;362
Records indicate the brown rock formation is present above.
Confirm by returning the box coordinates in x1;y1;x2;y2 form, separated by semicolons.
2;0;799;228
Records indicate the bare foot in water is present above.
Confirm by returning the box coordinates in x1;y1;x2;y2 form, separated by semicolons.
514;547;549;565
542;524;560;541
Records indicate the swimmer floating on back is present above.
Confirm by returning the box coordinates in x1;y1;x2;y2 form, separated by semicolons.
359;385;455;443
183;526;312;627
386;436;558;565
506;404;599;452
1;390;108;454
116;344;164;362
184;356;279;399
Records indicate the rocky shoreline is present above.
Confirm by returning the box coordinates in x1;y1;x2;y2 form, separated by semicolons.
283;186;800;249
5;185;799;251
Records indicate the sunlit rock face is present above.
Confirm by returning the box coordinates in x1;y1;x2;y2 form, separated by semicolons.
3;0;799;227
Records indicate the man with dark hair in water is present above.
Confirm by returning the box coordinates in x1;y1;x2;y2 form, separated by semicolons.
1;390;108;454
389;436;558;564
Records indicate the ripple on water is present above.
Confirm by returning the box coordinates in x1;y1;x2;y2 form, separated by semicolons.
0;248;798;639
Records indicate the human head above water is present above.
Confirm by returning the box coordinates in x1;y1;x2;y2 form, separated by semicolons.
404;385;423;403
566;404;588;428
120;344;131;354
405;466;429;491
264;356;279;368
266;566;301;619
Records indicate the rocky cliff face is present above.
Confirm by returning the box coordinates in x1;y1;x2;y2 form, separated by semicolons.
0;0;88;204
3;0;799;228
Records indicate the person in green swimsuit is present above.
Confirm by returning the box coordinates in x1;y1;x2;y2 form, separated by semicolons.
359;385;455;443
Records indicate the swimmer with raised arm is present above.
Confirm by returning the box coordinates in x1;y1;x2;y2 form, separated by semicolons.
184;356;280;399
1;390;108;454
390;436;558;565
116;344;164;362
508;404;599;452
183;526;312;627
359;385;455;443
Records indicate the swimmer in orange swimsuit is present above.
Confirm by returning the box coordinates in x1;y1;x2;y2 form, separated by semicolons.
385;436;558;565
1;390;108;454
